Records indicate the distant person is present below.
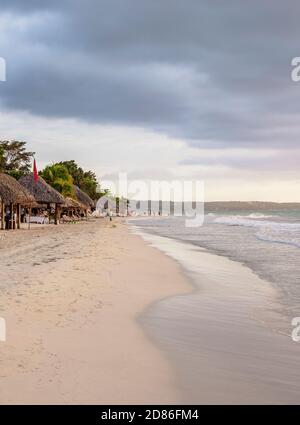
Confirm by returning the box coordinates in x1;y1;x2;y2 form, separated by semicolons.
21;208;26;223
108;209;113;222
5;210;10;230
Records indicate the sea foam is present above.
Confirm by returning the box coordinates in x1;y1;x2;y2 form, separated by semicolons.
214;215;300;248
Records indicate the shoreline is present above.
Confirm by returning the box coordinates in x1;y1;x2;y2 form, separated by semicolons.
0;219;191;404
134;228;300;404
2;218;300;404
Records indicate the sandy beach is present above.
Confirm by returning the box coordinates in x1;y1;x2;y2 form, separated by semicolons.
2;0;300;409
0;219;190;404
1;217;300;405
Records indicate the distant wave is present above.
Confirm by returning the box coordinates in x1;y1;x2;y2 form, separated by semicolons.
214;215;300;249
214;216;277;228
245;213;276;219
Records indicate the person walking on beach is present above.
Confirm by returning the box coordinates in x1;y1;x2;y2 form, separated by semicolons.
108;209;113;222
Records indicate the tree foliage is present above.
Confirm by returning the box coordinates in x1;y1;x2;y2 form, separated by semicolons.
0;140;34;178
40;164;74;198
0;141;104;200
57;160;101;199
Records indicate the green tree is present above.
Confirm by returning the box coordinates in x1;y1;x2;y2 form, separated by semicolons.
40;164;74;198
57;160;102;199
0;140;34;178
57;160;84;187
0;145;5;172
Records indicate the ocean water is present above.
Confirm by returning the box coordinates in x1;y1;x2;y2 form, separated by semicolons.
129;211;300;403
130;211;300;323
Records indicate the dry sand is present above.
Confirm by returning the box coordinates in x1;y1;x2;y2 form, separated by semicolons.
0;219;190;404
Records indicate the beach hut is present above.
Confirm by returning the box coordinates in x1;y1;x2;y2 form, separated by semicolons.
73;185;94;216
61;197;86;222
63;197;84;210
19;174;65;225
0;173;35;230
61;197;86;218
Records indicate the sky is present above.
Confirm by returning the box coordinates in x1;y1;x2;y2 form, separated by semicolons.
0;0;300;201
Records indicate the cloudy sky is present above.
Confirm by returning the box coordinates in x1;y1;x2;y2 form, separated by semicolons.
0;0;300;201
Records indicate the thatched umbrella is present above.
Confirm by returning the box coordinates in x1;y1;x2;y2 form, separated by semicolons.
19;174;65;225
62;197;85;210
0;173;35;230
73;185;95;214
60;197;87;221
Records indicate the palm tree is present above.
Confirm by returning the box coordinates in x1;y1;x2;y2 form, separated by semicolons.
40;164;75;198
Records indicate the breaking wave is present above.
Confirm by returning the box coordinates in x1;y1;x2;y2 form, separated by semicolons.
214;215;300;248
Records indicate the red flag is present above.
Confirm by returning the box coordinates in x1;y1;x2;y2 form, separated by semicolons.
33;159;39;182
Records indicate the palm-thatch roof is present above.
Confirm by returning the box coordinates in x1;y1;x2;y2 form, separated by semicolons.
19;174;65;204
62;197;86;210
73;185;94;209
0;173;35;205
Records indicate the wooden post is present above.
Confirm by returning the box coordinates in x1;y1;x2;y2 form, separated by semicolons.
28;207;31;230
46;203;50;224
17;204;21;229
1;200;4;230
54;204;60;225
10;203;14;230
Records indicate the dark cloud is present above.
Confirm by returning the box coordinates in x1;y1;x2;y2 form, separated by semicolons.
1;0;300;150
0;0;62;12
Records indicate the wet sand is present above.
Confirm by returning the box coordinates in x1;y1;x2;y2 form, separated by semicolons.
135;230;300;404
0;219;190;404
2;219;300;404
